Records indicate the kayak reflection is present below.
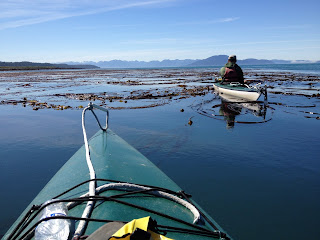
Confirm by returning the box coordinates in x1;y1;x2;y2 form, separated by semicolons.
217;94;268;129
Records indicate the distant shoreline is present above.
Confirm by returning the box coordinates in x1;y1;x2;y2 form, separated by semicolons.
0;66;94;71
0;61;99;71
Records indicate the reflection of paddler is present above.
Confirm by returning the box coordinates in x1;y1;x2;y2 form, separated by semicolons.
219;101;242;129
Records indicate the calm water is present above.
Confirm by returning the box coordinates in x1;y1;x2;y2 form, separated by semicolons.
242;63;320;75
0;65;319;239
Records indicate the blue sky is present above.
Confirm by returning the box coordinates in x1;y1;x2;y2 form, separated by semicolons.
0;0;319;62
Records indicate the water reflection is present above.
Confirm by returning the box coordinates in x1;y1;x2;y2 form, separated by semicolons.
193;93;270;129
219;100;241;129
218;96;267;129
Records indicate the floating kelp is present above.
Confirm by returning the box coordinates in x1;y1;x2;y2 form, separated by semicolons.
0;69;319;112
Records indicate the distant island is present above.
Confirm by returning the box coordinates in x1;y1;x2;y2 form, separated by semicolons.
1;55;319;70
0;61;99;71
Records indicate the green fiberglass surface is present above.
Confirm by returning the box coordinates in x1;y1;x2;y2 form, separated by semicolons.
4;129;230;240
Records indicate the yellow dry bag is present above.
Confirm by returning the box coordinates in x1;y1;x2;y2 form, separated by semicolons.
109;216;173;240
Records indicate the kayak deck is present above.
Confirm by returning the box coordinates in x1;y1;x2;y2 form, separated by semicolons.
5;127;231;240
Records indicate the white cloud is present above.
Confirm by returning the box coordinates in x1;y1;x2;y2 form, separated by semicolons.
264;24;313;30
120;37;220;46
0;0;176;30
120;38;179;45
210;39;320;47
217;17;240;23
173;17;240;26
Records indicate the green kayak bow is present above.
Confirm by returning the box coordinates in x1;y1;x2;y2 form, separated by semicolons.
4;103;232;240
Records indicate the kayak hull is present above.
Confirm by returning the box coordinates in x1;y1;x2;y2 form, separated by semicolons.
213;82;261;101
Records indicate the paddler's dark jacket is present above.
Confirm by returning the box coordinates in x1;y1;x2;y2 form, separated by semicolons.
220;62;244;84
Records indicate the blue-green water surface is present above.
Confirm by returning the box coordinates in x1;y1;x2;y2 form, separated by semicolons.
242;63;320;75
0;66;319;240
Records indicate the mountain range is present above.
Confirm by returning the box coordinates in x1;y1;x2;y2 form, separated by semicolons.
1;56;319;70
65;59;196;68
64;55;318;68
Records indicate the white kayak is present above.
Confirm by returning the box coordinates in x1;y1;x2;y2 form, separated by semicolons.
213;82;265;101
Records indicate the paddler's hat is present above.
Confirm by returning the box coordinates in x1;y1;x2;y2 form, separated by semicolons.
228;55;237;62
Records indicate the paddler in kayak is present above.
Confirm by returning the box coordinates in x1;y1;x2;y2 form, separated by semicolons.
219;55;244;84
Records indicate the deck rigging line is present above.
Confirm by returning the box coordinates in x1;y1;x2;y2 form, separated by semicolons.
74;103;109;237
8;179;230;240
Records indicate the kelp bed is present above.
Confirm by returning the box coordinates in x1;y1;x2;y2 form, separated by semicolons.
0;68;319;111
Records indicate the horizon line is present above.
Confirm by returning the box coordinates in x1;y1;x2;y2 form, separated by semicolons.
1;56;319;64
